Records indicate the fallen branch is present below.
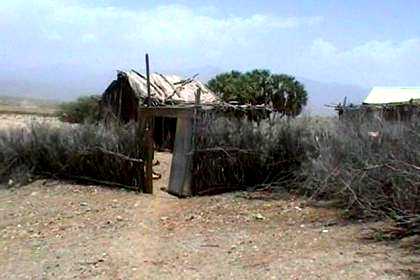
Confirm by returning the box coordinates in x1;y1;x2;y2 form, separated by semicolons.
92;147;143;163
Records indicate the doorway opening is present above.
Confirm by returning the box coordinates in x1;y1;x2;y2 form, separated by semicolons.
153;117;177;152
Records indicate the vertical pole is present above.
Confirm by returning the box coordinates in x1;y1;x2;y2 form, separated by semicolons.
195;87;201;106
189;88;201;194
144;53;154;194
146;54;151;107
193;87;201;148
192;87;201;146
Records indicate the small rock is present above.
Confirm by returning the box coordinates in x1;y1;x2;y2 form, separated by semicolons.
322;229;329;233
80;202;88;207
253;213;266;220
116;216;123;221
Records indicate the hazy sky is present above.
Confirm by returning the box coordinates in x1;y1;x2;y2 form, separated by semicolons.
1;0;419;89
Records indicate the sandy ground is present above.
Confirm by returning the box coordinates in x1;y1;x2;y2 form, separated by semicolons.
0;114;419;279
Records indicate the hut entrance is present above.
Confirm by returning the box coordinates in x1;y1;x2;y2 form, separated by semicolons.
139;107;195;196
153;117;177;152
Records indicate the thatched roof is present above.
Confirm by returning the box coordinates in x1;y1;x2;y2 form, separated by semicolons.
118;70;218;105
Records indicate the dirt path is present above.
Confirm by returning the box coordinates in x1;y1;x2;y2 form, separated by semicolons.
0;152;419;279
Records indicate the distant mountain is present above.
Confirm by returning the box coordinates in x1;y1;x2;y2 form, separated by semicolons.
0;65;369;116
0;64;116;101
300;78;368;116
0;78;61;101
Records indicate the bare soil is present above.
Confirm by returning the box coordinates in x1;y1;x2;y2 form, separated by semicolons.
0;114;419;279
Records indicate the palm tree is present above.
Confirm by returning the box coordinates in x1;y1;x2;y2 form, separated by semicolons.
207;70;308;117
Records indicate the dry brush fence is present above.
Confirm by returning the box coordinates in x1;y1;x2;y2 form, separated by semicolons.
0;122;145;190
190;109;419;238
190;110;309;195
302;116;420;238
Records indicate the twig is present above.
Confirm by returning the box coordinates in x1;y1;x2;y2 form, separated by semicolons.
188;147;256;156
92;147;143;163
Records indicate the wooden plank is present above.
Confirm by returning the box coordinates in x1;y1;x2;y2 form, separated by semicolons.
167;116;194;197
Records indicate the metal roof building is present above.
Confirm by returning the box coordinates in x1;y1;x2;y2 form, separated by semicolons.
364;87;420;105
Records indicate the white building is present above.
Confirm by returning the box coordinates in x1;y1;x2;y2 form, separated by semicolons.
364;87;420;105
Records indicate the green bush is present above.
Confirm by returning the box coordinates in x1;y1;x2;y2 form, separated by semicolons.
58;95;102;123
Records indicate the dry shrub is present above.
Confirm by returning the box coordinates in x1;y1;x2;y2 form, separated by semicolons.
0;122;144;189
304;117;420;237
191;113;310;194
192;111;419;237
58;95;102;123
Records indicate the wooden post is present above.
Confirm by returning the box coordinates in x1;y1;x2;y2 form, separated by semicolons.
146;54;151;107
195;87;201;106
190;88;200;194
144;117;154;194
144;53;154;194
137;117;146;192
192;87;201;155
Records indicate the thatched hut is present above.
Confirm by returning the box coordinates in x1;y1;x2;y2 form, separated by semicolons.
101;70;218;150
101;70;273;197
102;70;217;122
